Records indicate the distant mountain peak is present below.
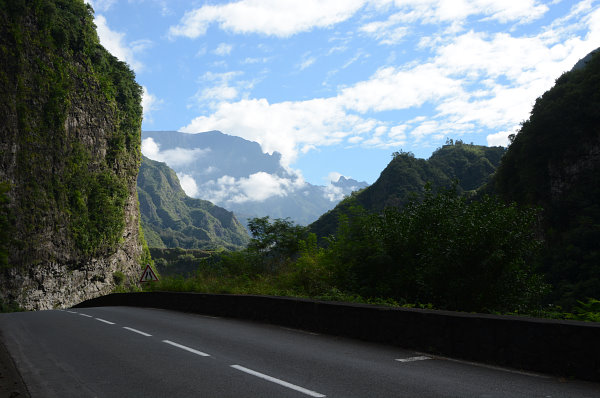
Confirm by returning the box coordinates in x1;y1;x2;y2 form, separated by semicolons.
332;176;367;188
141;130;369;225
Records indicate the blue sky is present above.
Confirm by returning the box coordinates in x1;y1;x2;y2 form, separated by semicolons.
87;0;600;189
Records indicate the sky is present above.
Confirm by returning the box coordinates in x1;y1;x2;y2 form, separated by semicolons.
86;0;600;188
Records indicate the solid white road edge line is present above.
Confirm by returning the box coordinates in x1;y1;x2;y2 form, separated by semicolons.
95;318;115;325
122;326;152;337
231;365;326;398
396;356;431;363
162;340;210;357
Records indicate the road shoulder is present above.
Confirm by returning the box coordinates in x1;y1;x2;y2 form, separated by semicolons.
0;331;30;398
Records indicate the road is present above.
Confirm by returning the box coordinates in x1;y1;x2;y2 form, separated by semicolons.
0;307;598;397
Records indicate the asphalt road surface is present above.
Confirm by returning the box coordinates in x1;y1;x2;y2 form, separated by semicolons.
0;307;598;397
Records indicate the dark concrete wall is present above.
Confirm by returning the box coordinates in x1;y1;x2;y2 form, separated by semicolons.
74;292;600;382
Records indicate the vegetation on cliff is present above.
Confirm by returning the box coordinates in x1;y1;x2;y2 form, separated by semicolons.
1;0;144;261
0;0;149;309
137;156;249;250
310;142;505;238
492;49;600;308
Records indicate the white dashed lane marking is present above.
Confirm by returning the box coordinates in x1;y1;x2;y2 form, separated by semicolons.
231;364;326;397
162;340;211;357
122;326;152;337
396;356;431;363
95;317;116;325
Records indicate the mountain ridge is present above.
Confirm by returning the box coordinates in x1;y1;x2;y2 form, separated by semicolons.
141;130;368;225
137;156;249;250
309;142;506;238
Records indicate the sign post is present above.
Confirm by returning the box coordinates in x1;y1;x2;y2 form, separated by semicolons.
139;264;159;283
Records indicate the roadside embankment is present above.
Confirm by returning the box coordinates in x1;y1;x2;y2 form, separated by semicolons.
74;292;600;382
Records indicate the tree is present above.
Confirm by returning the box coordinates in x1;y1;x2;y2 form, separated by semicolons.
325;186;548;313
247;217;308;270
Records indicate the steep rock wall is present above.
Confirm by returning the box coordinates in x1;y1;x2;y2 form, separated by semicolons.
0;0;149;310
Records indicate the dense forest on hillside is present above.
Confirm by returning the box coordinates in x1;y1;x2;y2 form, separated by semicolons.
492;49;600;308
137;156;249;250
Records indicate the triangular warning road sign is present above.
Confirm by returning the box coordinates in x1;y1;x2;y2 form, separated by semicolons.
139;264;159;283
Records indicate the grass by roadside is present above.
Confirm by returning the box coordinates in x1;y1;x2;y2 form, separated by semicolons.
141;271;600;322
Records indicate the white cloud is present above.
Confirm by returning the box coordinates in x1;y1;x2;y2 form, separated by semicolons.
327;171;343;183
94;15;147;71
177;173;199;197
181;97;382;166
359;1;550;46
200;172;306;204
374;0;549;24
242;56;271;64
299;55;317;70
359;13;409;44
141;86;162;123
168;0;367;38
131;39;153;54
322;172;358;201
214;43;233;56
141;138;211;167
323;184;345;201
190;71;254;109
486;129;514;147
85;0;117;12
338;64;463;113
168;0;549;41
141;137;161;158
179;0;600;169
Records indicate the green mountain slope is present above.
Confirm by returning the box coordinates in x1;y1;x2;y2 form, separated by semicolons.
310;143;505;238
137;156;249;250
492;49;600;306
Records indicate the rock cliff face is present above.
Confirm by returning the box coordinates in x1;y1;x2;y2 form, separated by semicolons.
0;0;149;310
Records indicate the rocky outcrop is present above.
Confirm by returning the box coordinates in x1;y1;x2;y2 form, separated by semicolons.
0;1;149;310
548;143;600;202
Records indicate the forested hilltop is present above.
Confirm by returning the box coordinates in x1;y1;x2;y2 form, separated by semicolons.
0;0;149;310
138;156;249;250
310;142;505;238
492;48;600;309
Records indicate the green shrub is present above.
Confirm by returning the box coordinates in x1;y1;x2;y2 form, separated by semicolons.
113;271;125;286
324;186;548;313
